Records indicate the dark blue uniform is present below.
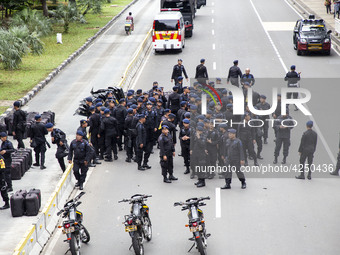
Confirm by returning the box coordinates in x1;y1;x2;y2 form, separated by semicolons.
68;139;91;186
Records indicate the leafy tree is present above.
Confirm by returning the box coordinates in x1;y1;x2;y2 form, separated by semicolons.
0;25;43;69
50;4;86;33
40;0;48;17
11;8;52;37
77;0;105;16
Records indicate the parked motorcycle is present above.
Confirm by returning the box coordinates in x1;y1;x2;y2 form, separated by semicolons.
174;197;211;255
119;194;152;255
57;191;90;255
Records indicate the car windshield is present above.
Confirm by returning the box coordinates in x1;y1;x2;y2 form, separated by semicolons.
301;25;325;33
154;20;179;31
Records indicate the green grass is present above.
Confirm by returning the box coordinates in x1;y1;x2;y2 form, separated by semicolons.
0;0;132;104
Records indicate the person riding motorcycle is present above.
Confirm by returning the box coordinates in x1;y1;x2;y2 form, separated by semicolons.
126;12;134;31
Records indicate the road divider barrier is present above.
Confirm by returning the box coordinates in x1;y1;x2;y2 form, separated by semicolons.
335;18;340;36
13;164;74;255
118;29;152;89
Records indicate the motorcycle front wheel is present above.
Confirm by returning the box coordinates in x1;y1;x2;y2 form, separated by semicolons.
196;236;207;255
143;217;152;241
70;233;81;255
132;232;144;255
80;225;90;243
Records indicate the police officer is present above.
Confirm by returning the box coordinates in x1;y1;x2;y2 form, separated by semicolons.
84;97;93;117
68;131;92;190
241;68;255;87
273;110;295;164
171;59;189;85
227;60;242;87
177;101;187;129
159;125;177;183
136;114;151;170
192;126;208;187
238;113;258;166
195;59;208;84
221;129;246;189
206;120;218;178
46;123;68;172
100;109;119;162
115;99;128;151
77;120;98;167
179;119;190;174
0;132;15;192
256;95;271;144
296;121;317;180
167;86;181;117
144;101;158;149
30;114;48;169
125;108;138;162
176;76;185;94
0;154;9;210
284;65;301;111
12;101;26;149
88;106;101;158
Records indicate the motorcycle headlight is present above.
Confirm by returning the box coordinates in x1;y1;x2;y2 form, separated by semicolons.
300;38;307;43
324;38;330;43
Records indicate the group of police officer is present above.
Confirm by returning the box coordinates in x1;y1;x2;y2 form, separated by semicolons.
0;58;323;209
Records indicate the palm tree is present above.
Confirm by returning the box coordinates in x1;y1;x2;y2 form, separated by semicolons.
50;4;86;33
11;8;52;37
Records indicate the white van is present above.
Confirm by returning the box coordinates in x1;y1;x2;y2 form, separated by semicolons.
152;10;185;52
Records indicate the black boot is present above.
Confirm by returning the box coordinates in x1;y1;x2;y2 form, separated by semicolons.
125;157;131;163
197;179;206;188
254;159;259;166
264;138;268;144
273;157;278;164
330;170;339;176
163;177;171;183
184;168;190;174
281;157;286;164
79;183;84;190
257;153;263;160
143;164;152;169
114;154;118;160
221;183;231;189
295;173;305;179
307;171;312;180
0;201;10;210
169;175;178;181
138;165;146;171
241;182;247;189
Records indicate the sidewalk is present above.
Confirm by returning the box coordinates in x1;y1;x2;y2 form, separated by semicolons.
290;0;340;37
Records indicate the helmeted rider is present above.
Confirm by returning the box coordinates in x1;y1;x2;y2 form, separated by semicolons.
126;12;134;31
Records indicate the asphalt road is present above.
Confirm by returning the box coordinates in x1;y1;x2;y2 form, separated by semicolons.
0;0;158;254
38;0;340;254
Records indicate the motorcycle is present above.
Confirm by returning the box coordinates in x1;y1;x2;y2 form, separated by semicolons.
125;20;133;35
174;197;211;255
57;191;90;255
119;194;152;255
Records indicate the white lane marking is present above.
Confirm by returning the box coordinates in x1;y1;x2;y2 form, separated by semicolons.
249;0;288;73
284;0;340;57
212;10;214;14
212;2;215;6
252;0;337;165
76;43;95;61
212;43;216;50
212;18;214;24
213;62;216;70
215;188;221;218
212;29;215;35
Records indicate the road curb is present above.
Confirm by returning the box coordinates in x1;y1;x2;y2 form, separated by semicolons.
288;0;340;51
0;0;139;124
